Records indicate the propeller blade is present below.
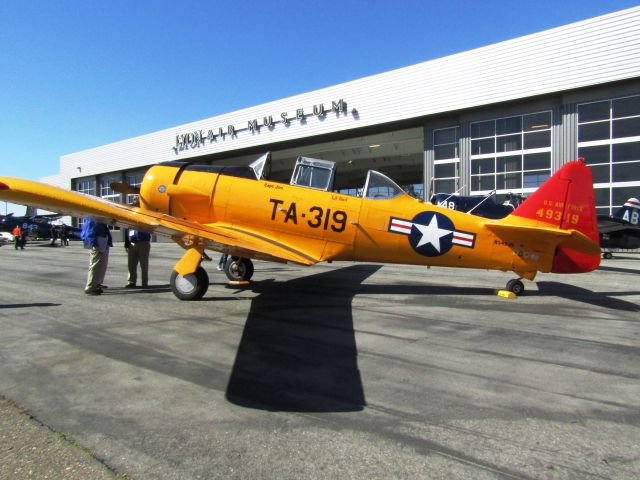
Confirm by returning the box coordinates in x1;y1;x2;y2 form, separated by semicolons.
110;182;140;195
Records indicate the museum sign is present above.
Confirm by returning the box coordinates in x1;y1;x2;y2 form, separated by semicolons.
173;99;349;154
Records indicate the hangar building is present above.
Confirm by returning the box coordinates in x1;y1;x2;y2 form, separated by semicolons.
44;7;640;231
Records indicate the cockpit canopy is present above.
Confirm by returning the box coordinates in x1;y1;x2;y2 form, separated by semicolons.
290;156;336;191
363;170;404;200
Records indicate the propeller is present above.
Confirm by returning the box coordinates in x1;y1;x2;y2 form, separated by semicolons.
110;182;140;195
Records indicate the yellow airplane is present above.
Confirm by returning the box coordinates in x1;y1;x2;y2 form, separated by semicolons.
0;154;600;300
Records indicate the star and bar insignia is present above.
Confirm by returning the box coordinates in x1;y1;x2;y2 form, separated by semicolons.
389;211;476;257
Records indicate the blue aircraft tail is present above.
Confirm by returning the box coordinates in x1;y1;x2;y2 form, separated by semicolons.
613;197;640;225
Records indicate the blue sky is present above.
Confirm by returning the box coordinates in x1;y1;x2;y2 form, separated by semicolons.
1;0;638;214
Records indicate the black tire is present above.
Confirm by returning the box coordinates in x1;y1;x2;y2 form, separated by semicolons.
170;266;209;300
506;279;525;295
603;252;613;259
224;257;254;281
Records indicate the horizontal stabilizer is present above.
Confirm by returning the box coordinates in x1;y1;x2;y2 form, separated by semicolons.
486;222;601;256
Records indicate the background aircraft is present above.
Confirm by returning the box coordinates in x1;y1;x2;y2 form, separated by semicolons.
430;192;524;219
0;207;79;241
0;155;600;300
597;198;640;258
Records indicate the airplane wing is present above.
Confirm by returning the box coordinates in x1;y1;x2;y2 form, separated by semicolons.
485;222;601;255
0;177;320;266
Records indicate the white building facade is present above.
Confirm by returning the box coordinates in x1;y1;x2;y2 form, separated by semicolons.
46;7;640;221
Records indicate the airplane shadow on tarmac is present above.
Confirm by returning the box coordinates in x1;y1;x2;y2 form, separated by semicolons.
535;281;640;312
225;269;640;412
0;302;61;309
225;264;382;413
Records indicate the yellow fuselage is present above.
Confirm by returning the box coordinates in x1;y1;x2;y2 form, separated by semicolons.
141;165;553;279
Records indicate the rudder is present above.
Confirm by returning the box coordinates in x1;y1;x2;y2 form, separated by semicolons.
511;159;600;273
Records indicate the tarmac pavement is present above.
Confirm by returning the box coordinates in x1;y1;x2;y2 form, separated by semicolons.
0;241;639;479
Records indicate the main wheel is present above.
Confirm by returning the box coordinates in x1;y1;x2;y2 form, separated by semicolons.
603;251;613;259
224;257;254;281
170;266;209;300
506;278;525;295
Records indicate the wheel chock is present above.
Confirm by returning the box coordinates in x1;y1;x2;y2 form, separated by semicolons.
228;280;251;286
495;289;517;299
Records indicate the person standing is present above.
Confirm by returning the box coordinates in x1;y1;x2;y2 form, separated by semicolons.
217;253;228;271
60;224;69;246
12;225;23;250
81;217;112;295
124;228;151;288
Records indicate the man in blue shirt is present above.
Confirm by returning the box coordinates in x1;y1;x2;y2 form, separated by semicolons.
124;228;151;288
80;217;112;295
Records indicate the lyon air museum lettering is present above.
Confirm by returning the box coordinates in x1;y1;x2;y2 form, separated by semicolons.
173;99;348;154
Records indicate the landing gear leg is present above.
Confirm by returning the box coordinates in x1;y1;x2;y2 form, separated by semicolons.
505;278;525;295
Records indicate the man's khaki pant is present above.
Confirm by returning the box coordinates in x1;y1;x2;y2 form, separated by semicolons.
86;247;109;291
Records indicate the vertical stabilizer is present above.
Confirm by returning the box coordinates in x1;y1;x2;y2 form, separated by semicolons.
613;197;640;225
511;159;600;273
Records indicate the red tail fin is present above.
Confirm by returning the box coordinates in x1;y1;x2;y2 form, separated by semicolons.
512;159;600;273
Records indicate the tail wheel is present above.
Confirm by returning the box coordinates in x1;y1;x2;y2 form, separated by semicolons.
170;266;209;300
506;278;525;295
224;257;254;281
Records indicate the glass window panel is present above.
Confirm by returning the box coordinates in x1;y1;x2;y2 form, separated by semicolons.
471;138;495;155
578;122;610;142
523;152;551;170
613;186;639;206
496;116;522;135
612;142;640;163
588;164;610;183
471;120;495;138
596;207;610;215
578;145;610;165
523;112;551;131
434;179;456;193
471;175;495;191
434;144;457;160
523;170;550;188
613;117;640;138
471;158;495;174
594;188;610;207
434;128;457;145
523;130;551;149
496;134;521;152
578;101;610;123
434;163;457;178
496;173;521;190
612;161;640;182
497;155;522;173
612;96;640;119
408;184;424;200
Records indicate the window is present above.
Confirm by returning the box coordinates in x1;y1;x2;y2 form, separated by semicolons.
75;178;95;195
73;178;95;229
99;175;120;203
433;127;459;193
470;111;552;195
125;172;144;204
578;95;640;215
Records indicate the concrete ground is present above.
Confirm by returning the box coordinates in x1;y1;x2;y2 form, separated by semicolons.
0;241;639;479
